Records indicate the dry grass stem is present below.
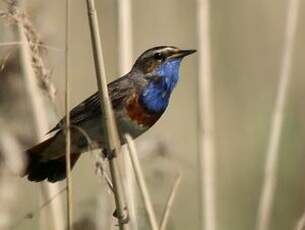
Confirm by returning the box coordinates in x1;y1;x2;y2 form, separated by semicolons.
117;0;137;229
295;211;305;230
86;0;128;227
1;3;56;101
197;0;217;230
125;134;159;230
118;0;133;72
64;0;73;229
159;173;182;230
6;2;64;230
255;0;300;230
0;127;25;230
122;147;137;230
95;158;114;192
15;10;49;139
0;41;63;52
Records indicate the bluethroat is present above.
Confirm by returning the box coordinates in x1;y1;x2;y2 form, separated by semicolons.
24;46;196;182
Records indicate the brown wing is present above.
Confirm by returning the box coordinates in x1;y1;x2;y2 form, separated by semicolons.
49;74;135;133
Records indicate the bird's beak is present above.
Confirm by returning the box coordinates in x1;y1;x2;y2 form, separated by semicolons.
171;49;197;59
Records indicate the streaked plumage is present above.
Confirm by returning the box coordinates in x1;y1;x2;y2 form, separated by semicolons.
24;46;196;182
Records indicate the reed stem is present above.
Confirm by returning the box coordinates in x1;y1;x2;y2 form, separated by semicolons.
64;0;73;229
117;0;137;229
15;5;64;229
159;174;182;230
85;0;127;227
256;0;300;229
197;0;217;230
125;134;159;230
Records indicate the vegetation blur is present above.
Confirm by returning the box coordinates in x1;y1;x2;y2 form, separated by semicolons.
0;0;304;230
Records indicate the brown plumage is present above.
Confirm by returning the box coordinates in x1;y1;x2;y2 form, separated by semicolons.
25;137;81;182
126;93;161;127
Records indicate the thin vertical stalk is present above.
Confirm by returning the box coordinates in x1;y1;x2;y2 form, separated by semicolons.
159;174;182;230
197;0;217;230
118;0;133;72
0;41;63;52
0;126;25;230
295;211;305;230
65;0;73;229
255;0;300;230
122;146;137;230
117;0;137;229
85;0;127;228
17;13;64;230
125;134;159;230
17;6;49;139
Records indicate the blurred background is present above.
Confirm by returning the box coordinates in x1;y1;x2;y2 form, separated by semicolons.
0;0;305;230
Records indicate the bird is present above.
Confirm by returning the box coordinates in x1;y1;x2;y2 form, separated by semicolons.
24;46;196;183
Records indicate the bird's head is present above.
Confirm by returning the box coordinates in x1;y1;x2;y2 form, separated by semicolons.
132;46;196;113
133;46;196;75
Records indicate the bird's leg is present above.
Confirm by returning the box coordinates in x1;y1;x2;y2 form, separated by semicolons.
101;148;128;224
102;148;116;160
112;207;129;225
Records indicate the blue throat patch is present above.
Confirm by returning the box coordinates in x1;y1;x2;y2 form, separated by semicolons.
140;59;182;113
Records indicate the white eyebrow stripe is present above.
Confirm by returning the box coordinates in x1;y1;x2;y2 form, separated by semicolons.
157;47;176;53
141;47;178;59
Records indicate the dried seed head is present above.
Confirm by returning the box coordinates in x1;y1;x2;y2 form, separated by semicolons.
0;2;57;101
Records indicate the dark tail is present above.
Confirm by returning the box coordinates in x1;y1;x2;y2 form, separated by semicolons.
24;137;81;183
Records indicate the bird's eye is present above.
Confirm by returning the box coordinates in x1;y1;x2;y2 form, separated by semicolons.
153;52;165;61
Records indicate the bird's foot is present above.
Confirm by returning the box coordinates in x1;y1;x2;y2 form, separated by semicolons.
102;148;116;160
113;207;129;225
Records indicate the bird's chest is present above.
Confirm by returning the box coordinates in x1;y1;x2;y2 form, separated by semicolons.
79;93;163;147
125;93;162;127
116;93;163;138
